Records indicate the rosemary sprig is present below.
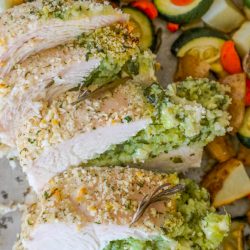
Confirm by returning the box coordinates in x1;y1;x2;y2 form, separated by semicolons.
71;77;131;106
71;88;90;106
130;183;185;226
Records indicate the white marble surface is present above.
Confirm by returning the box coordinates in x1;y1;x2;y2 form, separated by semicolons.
0;158;29;250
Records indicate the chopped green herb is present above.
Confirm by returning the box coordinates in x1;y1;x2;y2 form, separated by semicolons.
124;116;132;123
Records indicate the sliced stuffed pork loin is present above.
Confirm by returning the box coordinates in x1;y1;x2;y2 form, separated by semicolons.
0;23;146;147
16;78;231;192
0;0;128;78
14;166;230;250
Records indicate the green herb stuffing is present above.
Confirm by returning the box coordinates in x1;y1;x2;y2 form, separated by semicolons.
104;237;177;250
104;180;230;250
87;78;231;166
39;0;119;20
76;25;155;89
38;1;157;89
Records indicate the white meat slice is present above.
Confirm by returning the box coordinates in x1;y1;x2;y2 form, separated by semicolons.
0;52;101;147
0;21;140;147
21;223;159;250
15;79;231;192
16;81;152;192
0;0;128;78
27;119;152;192
14;167;181;250
15;166;230;250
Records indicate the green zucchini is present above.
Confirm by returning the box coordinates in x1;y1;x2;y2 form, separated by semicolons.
123;7;155;51
233;21;250;57
238;107;250;148
171;28;228;63
202;0;245;33
153;0;213;24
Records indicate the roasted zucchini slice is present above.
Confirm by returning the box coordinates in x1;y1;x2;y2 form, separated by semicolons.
171;28;228;64
123;7;155;50
153;0;213;24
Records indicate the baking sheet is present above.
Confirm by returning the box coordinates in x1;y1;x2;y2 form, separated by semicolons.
0;18;249;250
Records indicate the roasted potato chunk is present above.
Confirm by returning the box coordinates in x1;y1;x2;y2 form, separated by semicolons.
221;73;246;134
206;136;236;163
238;144;250;167
174;55;210;81
221;221;245;250
202;159;250;207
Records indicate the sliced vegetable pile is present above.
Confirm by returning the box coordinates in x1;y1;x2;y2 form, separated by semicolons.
117;0;250;247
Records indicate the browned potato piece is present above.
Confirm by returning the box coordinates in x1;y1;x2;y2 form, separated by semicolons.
238;144;250;167
206;135;236;163
202;159;250;207
174;55;210;81
221;221;245;250
221;73;246;134
243;52;250;79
